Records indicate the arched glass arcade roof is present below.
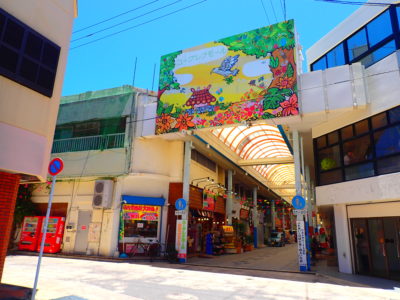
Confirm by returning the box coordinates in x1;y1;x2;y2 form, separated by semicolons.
211;124;295;200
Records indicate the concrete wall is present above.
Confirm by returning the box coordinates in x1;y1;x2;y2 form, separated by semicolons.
51;149;128;178
131;139;183;181
333;204;353;274
316;167;400;206
0;0;75;180
31;178;120;257
347;201;400;218
312;52;400;138
30;137;186;255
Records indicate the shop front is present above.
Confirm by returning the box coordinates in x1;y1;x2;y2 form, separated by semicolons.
187;186;226;256
348;201;400;280
118;195;165;255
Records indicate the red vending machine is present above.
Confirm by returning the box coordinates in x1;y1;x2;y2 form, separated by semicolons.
36;217;65;253
18;216;43;251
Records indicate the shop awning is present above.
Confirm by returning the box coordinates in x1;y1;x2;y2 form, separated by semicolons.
121;195;165;206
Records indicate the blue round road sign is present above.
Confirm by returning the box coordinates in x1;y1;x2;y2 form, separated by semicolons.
292;195;306;210
175;198;187;210
48;158;64;176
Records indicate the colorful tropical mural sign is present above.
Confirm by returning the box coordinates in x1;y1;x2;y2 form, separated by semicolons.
156;20;298;135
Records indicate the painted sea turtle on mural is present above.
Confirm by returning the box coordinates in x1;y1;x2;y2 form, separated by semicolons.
185;85;216;108
211;55;240;77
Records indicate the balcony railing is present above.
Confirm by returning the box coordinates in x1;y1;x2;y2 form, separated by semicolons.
52;133;125;153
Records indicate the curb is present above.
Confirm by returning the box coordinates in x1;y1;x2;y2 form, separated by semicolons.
315;272;371;287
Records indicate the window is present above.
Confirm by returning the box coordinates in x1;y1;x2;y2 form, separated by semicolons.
327;44;345;68
374;125;400;158
124;220;158;238
367;10;392;47
191;149;217;172
389;106;400;124
327;131;339;145
54;118;127;140
314;105;400;186
360;40;396;67
372;112;387;129
348;29;368;60
311;56;327;71
316;136;327;149
341;125;354;140
345;162;374;181
343;135;371;165
318;145;341;171
0;8;60;97
354;119;369;135
74;122;100;137
376;155;400;175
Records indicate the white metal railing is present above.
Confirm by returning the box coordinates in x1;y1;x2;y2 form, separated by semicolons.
52;133;125;153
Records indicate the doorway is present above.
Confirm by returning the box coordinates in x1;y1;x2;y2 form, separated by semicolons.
74;210;92;254
351;217;400;280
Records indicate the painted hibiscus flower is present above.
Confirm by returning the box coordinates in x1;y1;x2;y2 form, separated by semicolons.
175;113;195;131
277;76;295;89
156;113;173;132
280;94;299;116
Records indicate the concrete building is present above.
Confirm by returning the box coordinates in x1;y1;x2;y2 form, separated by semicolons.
307;0;400;280
0;0;77;279
28;86;283;257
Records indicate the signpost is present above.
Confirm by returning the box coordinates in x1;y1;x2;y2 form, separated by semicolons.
175;198;187;211
31;158;63;300
292;195;308;272
175;198;188;262
292;195;306;210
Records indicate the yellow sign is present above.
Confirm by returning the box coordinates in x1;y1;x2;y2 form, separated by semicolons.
156;20;297;134
122;204;160;221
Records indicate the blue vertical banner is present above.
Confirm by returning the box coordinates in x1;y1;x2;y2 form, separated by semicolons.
305;220;311;271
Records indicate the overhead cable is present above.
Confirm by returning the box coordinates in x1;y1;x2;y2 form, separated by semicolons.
71;0;207;50
314;0;392;6
72;0;183;43
260;0;271;24
73;0;161;34
268;0;278;22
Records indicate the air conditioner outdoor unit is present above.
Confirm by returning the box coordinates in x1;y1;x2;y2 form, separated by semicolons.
92;180;113;209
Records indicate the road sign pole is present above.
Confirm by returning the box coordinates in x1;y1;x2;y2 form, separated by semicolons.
31;175;56;300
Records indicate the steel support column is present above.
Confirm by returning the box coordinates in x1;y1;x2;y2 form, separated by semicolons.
226;169;233;225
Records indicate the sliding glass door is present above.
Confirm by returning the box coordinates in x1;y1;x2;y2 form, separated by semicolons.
351;217;400;280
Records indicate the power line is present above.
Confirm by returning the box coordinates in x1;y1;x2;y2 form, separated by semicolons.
314;0;392;6
279;0;285;21
283;0;286;21
260;0;271;24
70;0;207;50
72;0;183;43
73;0;161;34
268;0;278;23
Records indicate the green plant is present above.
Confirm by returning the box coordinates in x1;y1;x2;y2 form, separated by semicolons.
14;184;37;226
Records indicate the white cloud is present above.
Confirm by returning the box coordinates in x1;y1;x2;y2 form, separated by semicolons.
242;59;272;77
175;74;193;85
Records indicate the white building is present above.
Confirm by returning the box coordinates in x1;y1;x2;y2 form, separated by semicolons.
307;0;400;280
0;0;76;279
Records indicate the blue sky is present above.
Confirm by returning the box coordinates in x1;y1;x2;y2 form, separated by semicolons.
62;0;366;96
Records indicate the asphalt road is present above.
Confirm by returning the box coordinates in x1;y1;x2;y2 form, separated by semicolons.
3;253;400;300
